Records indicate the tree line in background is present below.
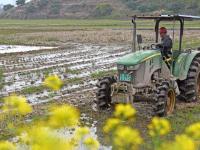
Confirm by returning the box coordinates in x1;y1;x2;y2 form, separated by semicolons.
3;0;25;11
3;0;60;15
121;0;200;15
1;0;200;18
3;0;109;16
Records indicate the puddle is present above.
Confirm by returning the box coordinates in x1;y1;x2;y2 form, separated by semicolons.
13;113;111;150
0;45;57;54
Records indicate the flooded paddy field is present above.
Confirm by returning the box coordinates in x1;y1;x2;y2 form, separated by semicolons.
0;43;130;103
1;42;200;148
0;19;200;148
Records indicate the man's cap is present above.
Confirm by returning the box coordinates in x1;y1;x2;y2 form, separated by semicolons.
160;27;167;34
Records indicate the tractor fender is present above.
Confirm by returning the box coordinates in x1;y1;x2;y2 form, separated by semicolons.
173;51;200;80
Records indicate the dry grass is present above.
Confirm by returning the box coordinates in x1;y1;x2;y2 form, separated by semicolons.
0;29;200;48
16;29;133;45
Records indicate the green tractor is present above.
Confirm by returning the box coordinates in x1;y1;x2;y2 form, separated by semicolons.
95;15;200;116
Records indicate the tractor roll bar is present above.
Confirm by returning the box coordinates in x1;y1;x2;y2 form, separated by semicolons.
155;17;184;52
132;17;137;52
131;15;200;52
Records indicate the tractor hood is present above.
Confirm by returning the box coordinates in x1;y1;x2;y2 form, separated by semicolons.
117;50;161;66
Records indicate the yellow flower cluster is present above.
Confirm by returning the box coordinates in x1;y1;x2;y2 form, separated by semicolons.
21;126;73;150
113;126;142;150
103;118;121;133
103;104;142;150
44;75;63;91
3;95;32;115
0;141;16;150
48;105;80;128
162;134;196;150
83;137;100;150
114;104;136;120
174;135;196;150
186;122;200;139
75;127;90;139
148;117;171;137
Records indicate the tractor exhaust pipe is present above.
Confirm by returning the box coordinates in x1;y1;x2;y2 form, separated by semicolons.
132;17;137;52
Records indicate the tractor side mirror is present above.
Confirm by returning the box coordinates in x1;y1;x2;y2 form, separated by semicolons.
137;34;143;44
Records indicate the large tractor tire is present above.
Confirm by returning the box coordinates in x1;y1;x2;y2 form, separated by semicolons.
154;81;176;117
95;76;116;109
178;56;200;102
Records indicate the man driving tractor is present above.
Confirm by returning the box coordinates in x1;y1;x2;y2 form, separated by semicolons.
96;15;200;117
158;27;173;58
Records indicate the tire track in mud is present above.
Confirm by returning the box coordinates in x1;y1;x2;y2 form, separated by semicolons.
0;43;131;104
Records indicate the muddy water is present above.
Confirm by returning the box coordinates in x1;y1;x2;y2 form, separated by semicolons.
0;43;130;104
0;45;57;54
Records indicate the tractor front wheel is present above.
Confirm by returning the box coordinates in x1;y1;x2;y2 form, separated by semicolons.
154;81;176;117
95;76;116;109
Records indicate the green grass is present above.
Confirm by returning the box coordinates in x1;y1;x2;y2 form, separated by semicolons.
0;103;50;140
173;37;200;50
0;19;199;32
0;69;4;90
65;69;81;74
19;77;83;95
91;70;117;79
168;105;200;135
20;85;46;95
63;77;83;84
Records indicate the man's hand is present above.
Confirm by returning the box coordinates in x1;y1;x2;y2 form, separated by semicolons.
156;44;164;49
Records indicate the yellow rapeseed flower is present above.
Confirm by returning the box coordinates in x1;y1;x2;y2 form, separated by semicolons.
114;104;136;120
44;75;63;91
103;118;121;133
161;134;196;150
113;126;142;150
48;105;80;128
3;95;32;115
175;135;196;150
148;117;171;137
75;127;90;139
0;141;16;150
186;122;200;139
83;137;100;150
22;126;73;150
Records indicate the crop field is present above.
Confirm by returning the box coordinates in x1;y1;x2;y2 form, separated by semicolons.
0;19;200;148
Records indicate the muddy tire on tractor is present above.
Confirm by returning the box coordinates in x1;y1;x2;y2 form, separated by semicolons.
178;56;200;102
96;76;117;109
154;81;176;117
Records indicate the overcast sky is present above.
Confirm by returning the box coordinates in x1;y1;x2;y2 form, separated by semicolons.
0;0;31;5
0;0;16;5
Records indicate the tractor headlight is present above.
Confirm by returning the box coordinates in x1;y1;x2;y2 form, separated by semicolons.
118;65;124;70
127;64;140;71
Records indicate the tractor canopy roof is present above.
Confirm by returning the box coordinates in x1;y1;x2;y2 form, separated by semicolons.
132;15;200;21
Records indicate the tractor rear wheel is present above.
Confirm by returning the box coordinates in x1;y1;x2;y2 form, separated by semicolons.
178;56;200;102
95;76;117;109
154;81;176;117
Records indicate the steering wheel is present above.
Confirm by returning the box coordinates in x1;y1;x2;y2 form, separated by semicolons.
151;44;164;50
150;44;157;50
